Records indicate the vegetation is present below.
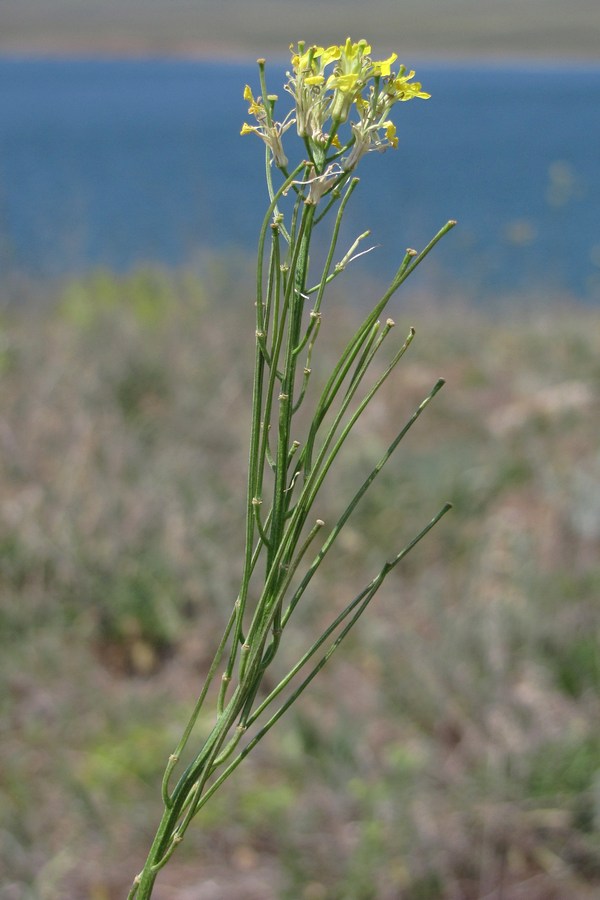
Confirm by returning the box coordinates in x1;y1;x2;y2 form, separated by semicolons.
2;0;600;59
1;264;598;898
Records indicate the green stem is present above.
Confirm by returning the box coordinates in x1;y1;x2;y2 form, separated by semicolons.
268;202;316;568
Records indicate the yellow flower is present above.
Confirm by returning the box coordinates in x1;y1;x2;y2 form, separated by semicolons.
327;38;375;124
384;121;398;148
287;43;338;140
291;45;317;74
243;84;264;118
290;44;340;78
390;71;431;101
372;53;398;77
240;85;293;167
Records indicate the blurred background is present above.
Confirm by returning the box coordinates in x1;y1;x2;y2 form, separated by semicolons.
1;3;599;899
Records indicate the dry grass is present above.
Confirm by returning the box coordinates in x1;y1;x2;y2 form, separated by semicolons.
0;266;599;899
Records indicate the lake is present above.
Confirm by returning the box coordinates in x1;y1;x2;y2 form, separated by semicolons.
1;56;599;303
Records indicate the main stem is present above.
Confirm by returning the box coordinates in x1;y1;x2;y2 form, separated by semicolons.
131;684;245;898
131;200;317;900
268;201;315;568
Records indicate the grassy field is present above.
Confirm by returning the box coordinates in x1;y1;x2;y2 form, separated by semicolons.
2;0;600;59
0;263;599;899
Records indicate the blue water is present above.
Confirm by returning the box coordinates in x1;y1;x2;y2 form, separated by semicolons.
1;56;599;302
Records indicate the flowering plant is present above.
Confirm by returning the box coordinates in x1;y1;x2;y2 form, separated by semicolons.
242;38;430;175
129;40;453;898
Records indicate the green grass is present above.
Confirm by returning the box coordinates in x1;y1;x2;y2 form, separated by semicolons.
0;265;599;898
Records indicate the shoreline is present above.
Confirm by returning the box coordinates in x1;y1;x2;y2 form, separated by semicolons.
1;37;599;67
2;45;600;71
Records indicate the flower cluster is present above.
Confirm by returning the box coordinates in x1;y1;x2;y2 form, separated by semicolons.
241;38;430;176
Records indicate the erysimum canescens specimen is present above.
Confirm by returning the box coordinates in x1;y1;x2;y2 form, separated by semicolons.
129;38;454;900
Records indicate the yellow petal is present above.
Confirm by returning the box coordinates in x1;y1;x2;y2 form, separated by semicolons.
321;45;341;67
328;72;360;94
384;121;399;147
372;53;398;77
